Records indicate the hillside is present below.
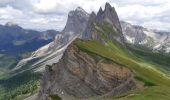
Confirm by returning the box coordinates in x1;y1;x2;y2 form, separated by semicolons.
38;2;170;100
0;6;90;100
0;24;58;99
1;2;170;100
0;23;58;70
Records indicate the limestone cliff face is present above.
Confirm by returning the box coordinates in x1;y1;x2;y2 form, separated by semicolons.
32;7;89;58
63;7;89;34
96;3;122;34
83;3;124;44
38;40;137;100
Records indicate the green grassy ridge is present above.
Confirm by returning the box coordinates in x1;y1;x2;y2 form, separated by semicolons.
77;22;170;86
127;44;170;73
75;40;170;86
113;86;170;100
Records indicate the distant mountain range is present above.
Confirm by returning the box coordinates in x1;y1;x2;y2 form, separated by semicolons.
121;21;170;53
0;22;59;54
0;22;58;70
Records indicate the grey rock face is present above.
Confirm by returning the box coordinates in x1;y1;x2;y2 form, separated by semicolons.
96;3;122;34
83;3;124;44
121;21;147;44
38;40;136;100
32;7;89;58
52;7;90;49
16;7;90;72
63;7;89;34
121;21;170;53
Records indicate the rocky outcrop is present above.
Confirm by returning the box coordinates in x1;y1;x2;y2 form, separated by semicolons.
83;3;124;45
32;7;89;58
121;21;148;44
38;39;137;100
37;3;138;100
15;7;90;73
63;7;89;34
96;3;122;34
121;21;170;53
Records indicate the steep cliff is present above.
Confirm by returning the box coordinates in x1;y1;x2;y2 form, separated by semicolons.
38;39;137;100
37;2;170;100
38;3;138;100
82;3;124;44
15;7;89;72
33;7;89;58
121;21;170;53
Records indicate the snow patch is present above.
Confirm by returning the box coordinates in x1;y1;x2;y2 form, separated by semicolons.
143;30;157;40
139;39;148;45
124;35;135;44
153;44;161;49
165;47;170;53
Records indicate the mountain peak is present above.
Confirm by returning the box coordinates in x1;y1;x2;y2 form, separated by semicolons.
97;7;103;16
63;7;89;34
68;7;88;17
99;7;103;12
105;2;112;10
5;22;18;27
96;2;122;33
5;22;22;29
83;2;124;44
75;7;85;12
90;12;97;19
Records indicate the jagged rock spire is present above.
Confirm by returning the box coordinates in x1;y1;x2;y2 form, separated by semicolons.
96;2;122;33
83;2;124;44
63;7;89;34
105;2;112;9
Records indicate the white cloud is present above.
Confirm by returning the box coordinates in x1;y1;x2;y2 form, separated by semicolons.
0;0;169;31
110;0;170;31
0;6;23;22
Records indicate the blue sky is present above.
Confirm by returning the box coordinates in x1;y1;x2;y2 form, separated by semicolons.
0;0;170;31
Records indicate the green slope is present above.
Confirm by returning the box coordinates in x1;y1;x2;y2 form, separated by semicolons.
75;40;170;86
127;44;170;74
75;39;170;99
0;71;41;100
71;19;170;100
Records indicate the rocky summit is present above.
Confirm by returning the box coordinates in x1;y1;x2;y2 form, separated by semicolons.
33;7;89;58
63;7;89;34
82;3;124;44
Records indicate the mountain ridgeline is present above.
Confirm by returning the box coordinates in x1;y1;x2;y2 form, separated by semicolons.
0;22;58;54
38;3;140;100
12;7;90;73
37;2;170;100
121;21;170;53
2;2;170;100
0;22;59;70
82;3;124;44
